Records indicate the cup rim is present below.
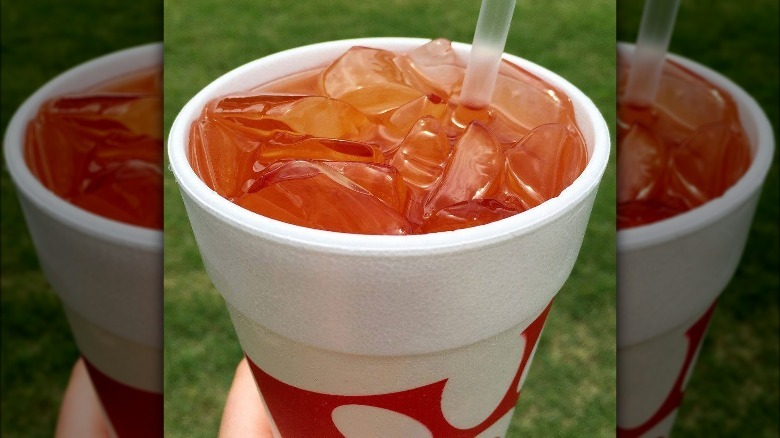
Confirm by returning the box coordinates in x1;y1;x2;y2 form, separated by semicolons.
168;37;610;255
3;43;163;251
616;42;775;251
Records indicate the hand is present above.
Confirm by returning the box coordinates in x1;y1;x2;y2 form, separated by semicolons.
55;358;111;438
219;358;275;438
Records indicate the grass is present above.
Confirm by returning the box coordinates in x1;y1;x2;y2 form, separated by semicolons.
0;1;161;436
163;0;616;436
617;0;779;436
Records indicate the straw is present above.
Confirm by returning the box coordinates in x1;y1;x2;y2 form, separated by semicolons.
460;0;516;109
624;0;681;106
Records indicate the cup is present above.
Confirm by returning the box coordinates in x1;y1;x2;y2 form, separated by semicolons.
616;42;775;437
3;43;163;438
169;37;610;437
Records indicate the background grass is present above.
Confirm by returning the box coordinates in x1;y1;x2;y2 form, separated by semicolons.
164;0;616;436
0;1;161;436
617;0;779;436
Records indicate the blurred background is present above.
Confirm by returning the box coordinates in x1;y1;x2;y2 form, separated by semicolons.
617;0;779;436
3;0;774;437
1;0;161;436
163;0;616;436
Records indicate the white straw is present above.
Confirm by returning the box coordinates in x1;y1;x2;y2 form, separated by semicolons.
624;0;681;106
460;0;516;108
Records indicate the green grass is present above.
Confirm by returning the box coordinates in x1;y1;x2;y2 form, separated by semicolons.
618;0;779;436
0;1;161;436
164;0;616;436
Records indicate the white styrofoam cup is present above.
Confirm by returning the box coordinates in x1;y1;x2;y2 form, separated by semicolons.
169;38;610;436
616;42;775;437
3;43;164;416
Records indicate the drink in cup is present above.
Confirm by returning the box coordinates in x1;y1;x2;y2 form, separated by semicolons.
188;38;587;233
25;67;162;230
3;44;163;438
616;43;774;437
617;50;752;229
169;38;609;436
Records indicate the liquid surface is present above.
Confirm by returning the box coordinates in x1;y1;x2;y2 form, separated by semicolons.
25;67;163;229
189;39;587;234
617;57;752;229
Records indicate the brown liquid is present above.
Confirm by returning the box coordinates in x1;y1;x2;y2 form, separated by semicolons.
617;57;752;229
25;67;163;229
189;39;588;234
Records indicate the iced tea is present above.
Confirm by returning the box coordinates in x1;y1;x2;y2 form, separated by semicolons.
617;56;752;229
189;39;587;234
25;67;163;229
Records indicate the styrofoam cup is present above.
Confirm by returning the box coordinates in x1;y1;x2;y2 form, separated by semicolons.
3;43;164;438
616;42;775;437
169;38;610;437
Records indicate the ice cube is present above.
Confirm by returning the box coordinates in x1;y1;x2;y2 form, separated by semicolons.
93;135;160;167
666;121;750;208
390;117;451;192
188;118;260;198
397;38;464;98
389;117;452;223
46;94;162;140
212;94;371;140
323;161;408;213
321;47;423;115
379;95;448;145
503;123;586;210
255;131;384;166
490;61;573;133
72;160;162;229
237;160;412;234
654;62;728;136
25;115;89;197
419;199;517;233
617;123;667;203
425;122;503;217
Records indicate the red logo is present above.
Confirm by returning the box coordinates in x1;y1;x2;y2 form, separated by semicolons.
247;303;553;437
83;358;163;438
617;301;717;438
